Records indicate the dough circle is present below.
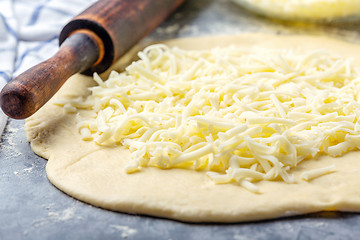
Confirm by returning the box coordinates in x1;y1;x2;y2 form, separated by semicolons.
25;34;360;222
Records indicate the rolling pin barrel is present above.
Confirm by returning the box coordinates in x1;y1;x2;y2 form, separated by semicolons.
60;0;185;74
0;0;185;119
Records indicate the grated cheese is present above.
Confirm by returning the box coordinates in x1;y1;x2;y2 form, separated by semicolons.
233;0;360;21
55;44;360;192
300;165;336;181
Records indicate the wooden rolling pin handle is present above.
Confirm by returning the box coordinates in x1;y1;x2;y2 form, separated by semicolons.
0;31;100;119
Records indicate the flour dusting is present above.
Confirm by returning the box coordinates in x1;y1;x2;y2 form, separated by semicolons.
31;207;79;228
1;120;22;157
111;225;137;239
234;235;249;240
48;207;76;221
156;24;180;35
13;166;34;176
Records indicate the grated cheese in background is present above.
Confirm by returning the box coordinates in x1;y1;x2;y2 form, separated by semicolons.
55;44;360;193
233;0;360;21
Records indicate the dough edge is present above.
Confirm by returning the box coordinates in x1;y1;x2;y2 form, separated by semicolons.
25;33;360;223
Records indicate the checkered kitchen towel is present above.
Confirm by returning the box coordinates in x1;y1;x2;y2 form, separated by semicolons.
0;0;96;138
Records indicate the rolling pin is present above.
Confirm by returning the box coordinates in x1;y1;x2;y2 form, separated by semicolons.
0;0;185;119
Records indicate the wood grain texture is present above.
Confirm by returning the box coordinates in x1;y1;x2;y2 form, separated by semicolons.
60;0;185;74
0;0;185;119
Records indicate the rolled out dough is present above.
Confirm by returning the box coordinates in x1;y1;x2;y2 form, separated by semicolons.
26;34;360;222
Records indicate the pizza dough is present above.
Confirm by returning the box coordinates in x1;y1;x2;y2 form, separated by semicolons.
233;0;360;22
25;34;360;222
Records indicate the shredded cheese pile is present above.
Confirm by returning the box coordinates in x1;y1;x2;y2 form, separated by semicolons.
233;0;360;21
56;44;360;192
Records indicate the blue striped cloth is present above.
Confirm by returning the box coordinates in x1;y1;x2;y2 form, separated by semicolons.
0;0;96;137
